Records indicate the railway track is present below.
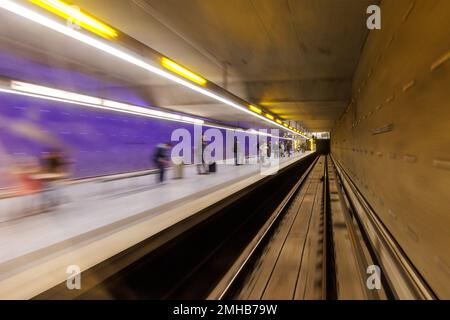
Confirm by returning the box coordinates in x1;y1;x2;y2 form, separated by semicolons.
36;154;317;299
36;153;435;300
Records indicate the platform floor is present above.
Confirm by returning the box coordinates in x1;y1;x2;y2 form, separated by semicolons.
0;152;313;267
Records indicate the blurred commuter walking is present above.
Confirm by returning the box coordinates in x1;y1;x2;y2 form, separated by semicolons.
39;148;69;210
233;137;241;166
195;135;208;174
153;142;171;183
287;140;292;157
13;156;42;196
301;142;306;153
259;141;268;165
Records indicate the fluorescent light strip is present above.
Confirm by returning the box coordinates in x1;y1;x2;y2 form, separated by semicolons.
0;0;309;139
186;122;289;140
0;86;104;108
181;116;204;124
249;105;262;114
161;57;207;86
3;81;205;125
101;99;181;121
0;87;292;140
30;0;118;39
248;129;292;140
11;81;102;105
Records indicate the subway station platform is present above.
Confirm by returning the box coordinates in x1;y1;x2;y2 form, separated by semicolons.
0;152;313;299
0;0;448;302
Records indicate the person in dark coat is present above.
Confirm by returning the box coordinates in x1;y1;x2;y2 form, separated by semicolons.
39;148;69;209
233;137;240;166
153;142;170;183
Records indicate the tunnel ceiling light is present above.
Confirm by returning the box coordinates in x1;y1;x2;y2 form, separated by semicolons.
0;0;310;139
249;105;262;114
275;119;282;125
29;0;118;39
265;114;274;120
161;57;207;86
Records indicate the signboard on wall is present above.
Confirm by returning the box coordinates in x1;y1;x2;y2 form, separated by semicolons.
312;132;330;139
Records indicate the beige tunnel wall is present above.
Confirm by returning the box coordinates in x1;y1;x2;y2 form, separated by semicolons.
331;0;450;298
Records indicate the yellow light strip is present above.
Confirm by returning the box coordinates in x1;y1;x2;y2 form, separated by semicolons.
161;57;207;86
29;0;118;39
275;119;282;125
249;105;262;114
265;113;274;120
1;1;310;139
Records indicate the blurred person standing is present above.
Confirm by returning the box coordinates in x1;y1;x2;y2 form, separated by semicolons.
287;140;292;157
196;135;208;174
259;141;267;165
201;135;209;173
233;137;240;166
39;148;69;210
153;142;171;184
13;156;42;196
268;141;273;159
195;135;202;174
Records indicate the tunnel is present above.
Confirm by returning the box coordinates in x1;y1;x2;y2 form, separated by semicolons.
0;0;448;306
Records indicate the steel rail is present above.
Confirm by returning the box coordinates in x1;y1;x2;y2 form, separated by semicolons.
209;156;321;300
330;155;436;300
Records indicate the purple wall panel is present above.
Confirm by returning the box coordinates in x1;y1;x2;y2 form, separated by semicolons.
0;50;279;188
0;51;148;106
0;92;196;178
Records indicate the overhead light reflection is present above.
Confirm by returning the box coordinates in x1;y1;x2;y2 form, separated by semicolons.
29;0;118;39
249;105;262;114
161;57;207;86
6;80;204;125
0;0;310;139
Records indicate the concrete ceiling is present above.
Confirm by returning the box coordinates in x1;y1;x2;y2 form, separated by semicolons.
75;0;373;131
141;0;374;131
2;0;374;131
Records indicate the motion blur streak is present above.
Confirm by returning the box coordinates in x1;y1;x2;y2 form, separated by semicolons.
0;0;307;138
29;0;118;39
3;80;205;125
161;57;207;86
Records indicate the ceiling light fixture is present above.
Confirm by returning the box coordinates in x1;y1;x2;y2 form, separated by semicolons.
4;80;295;141
249;105;262;114
6;80;204;124
29;0;118;39
0;0;309;139
161;57;207;86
